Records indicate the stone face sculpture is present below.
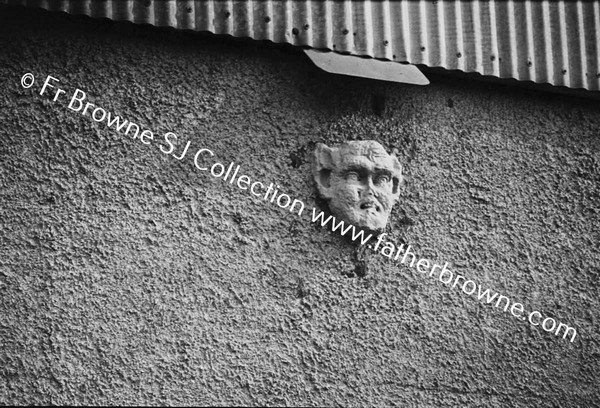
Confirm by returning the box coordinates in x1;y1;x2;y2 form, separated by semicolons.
313;141;403;232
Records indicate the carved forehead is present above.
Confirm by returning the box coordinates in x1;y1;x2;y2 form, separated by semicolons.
334;141;401;175
338;141;388;158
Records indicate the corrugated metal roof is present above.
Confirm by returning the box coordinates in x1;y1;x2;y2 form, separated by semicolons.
5;0;600;91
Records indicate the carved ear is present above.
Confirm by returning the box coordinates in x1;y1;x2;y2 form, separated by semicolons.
390;155;403;198
313;143;336;200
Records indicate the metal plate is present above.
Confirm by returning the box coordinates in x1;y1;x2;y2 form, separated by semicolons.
305;49;429;85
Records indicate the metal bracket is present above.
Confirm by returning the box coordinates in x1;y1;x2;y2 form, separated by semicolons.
304;49;429;85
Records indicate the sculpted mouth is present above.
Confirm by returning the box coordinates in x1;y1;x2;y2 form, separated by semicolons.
360;200;381;212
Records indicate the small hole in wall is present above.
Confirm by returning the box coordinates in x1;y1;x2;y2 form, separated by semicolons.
292;27;299;36
289;143;312;168
296;278;309;298
289;151;303;168
372;94;386;117
354;260;368;277
447;98;454;108
349;244;371;278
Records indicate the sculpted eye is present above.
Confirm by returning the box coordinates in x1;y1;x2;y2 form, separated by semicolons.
346;171;360;181
375;174;391;185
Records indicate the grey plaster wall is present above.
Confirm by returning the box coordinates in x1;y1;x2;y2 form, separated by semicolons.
1;6;599;407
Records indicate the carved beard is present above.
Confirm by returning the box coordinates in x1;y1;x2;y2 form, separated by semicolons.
328;182;393;231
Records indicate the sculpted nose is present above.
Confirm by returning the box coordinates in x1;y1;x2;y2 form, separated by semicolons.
359;177;375;198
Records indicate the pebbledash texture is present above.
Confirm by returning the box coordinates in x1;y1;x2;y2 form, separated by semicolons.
313;141;403;232
2;5;600;408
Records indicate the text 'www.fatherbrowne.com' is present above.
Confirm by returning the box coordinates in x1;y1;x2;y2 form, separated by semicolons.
23;72;578;343
311;209;577;343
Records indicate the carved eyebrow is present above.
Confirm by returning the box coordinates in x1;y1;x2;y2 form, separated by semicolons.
344;165;370;175
343;166;393;176
373;168;393;177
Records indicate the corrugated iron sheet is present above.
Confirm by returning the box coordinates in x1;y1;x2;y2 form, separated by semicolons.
5;0;600;91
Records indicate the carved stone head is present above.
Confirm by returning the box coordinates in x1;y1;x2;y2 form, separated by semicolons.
313;141;403;232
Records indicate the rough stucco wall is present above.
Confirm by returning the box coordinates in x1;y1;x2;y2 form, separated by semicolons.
1;6;599;407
